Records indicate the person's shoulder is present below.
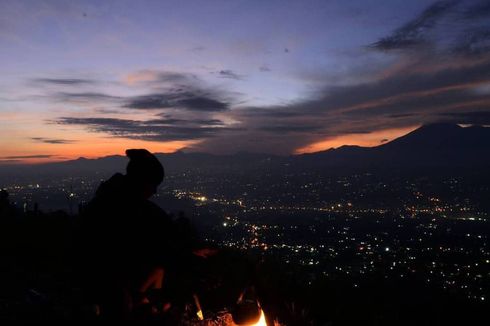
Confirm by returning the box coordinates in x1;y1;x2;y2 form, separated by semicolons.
95;173;125;198
82;173;127;217
143;199;169;218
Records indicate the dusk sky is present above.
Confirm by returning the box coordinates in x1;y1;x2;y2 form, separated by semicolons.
1;0;490;162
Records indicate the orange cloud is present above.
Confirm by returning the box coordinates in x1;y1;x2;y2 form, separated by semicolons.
123;70;160;86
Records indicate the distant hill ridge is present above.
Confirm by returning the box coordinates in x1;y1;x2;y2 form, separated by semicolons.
1;124;489;178
297;123;490;168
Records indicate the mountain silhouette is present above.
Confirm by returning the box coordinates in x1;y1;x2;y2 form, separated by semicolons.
378;123;489;152
1;124;489;180
298;124;490;169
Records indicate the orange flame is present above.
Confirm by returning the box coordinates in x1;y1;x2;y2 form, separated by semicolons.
244;309;267;326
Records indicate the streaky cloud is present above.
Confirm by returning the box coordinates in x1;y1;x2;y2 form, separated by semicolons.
259;65;271;72
258;124;324;133
440;110;490;124
31;137;76;144
32;78;96;85
453;29;490;56
54;117;233;141
216;70;244;80
370;0;460;51
56;92;122;102
1;154;53;159
125;92;229;111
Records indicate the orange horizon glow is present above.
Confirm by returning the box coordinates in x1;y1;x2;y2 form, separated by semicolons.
9;124;485;163
1;127;422;164
295;125;419;154
0;136;201;164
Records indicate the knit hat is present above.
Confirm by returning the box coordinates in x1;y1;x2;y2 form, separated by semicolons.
125;149;164;186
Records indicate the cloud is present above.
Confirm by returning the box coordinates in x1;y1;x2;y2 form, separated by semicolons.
143;116;225;126
55;92;122;103
453;29;490;56
370;0;460;51
238;107;304;118
464;0;490;19
0;159;22;164
123;70;197;86
34;71;233;118
370;0;490;56
120;70;233;111
55;88;230;112
32;78;95;85
258;124;324;133
47;1;490;155
216;70;244;80
48;70;236;144
50;84;230;113
54;117;233;141
439;111;490;124
192;119;225;126
189;46;205;52
194;45;490;153
30;137;76;144
178;95;229;111
124;91;229;111
0;154;53;159
389;113;416;118
259;65;271;72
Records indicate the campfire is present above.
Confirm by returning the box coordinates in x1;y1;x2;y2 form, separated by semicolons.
244;308;267;326
197;307;268;326
189;291;272;326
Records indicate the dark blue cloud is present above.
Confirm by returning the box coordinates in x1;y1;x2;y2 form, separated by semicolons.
370;0;460;51
464;0;490;19
440;111;490;124
54;117;233;141
125;92;229;111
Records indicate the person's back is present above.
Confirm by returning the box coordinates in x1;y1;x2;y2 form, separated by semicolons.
83;172;173;271
78;149;173;320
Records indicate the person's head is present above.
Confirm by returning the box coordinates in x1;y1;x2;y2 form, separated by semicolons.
125;149;164;199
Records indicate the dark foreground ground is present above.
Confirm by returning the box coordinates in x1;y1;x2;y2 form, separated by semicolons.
0;208;488;325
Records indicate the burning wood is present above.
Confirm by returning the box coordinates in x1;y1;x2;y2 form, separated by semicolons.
182;308;271;326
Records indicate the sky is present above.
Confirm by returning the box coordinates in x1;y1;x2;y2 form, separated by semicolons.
1;0;490;163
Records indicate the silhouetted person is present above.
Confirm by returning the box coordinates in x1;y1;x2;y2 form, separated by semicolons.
0;189;15;219
78;149;179;320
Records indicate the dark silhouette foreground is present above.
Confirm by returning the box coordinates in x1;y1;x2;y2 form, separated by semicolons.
77;149;207;321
